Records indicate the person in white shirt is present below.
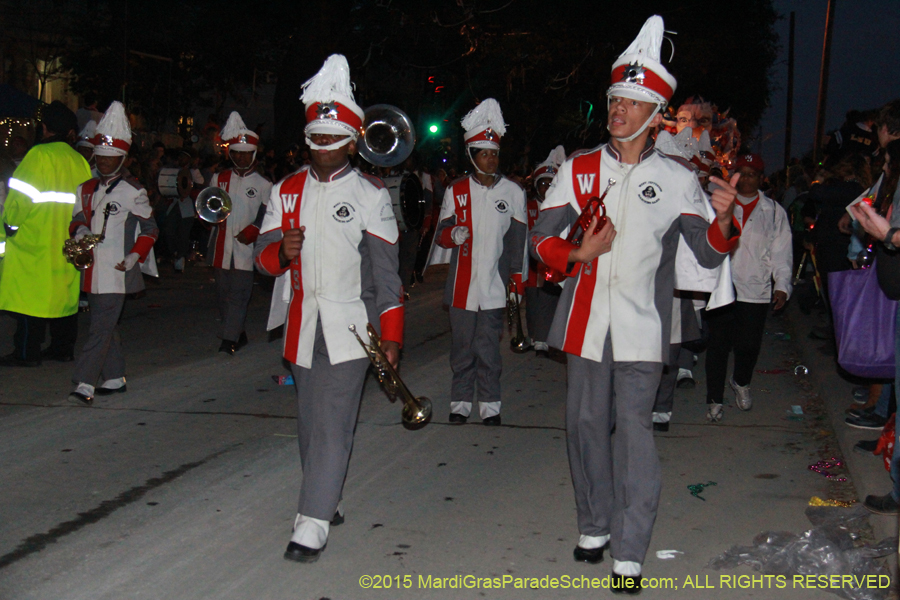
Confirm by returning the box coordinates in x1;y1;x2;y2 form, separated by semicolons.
430;98;527;426
68;102;158;405
704;153;792;421
529;16;740;591
207;112;271;355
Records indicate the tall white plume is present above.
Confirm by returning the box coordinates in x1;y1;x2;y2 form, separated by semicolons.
220;111;249;140
300;54;356;105
95;101;132;143
461;98;507;137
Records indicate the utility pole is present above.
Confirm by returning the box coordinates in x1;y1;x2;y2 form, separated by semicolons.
813;0;837;165
784;11;795;171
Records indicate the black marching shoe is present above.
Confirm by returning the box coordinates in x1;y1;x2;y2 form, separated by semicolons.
610;573;642;595
283;541;325;563
330;509;344;527
218;340;237;356
448;413;468;424
652;422;669;433
573;542;609;564
236;332;248;351
482;415;502;426
96;385;127;396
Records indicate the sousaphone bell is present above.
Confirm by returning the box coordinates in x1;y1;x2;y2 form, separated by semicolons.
358;104;416;168
195;187;233;224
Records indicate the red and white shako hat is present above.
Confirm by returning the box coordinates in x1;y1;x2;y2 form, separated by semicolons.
76;120;97;149
461;98;507;150
92;101;132;156
608;16;677;106
533;145;566;182
220;111;259;152
300;54;365;139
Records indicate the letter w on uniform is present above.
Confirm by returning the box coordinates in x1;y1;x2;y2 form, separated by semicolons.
576;174;596;196
281;194;299;212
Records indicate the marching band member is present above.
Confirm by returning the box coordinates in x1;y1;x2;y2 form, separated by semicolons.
529;16;740;591
526;145;566;357
68;102;159;405
430;99;527;426
253;55;403;563
76;120;99;178
207;112;271;355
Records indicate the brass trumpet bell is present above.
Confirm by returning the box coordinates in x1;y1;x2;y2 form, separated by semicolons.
195;187;233;224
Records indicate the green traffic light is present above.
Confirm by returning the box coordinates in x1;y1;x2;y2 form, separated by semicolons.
429;124;439;134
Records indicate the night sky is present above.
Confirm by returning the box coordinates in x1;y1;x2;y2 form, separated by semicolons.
758;0;900;171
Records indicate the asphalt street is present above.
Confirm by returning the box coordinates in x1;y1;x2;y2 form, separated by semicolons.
0;263;896;600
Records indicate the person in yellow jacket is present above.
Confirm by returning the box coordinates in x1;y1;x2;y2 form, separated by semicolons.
0;101;92;367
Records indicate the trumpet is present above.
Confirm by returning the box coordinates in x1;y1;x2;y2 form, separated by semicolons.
544;178;616;283
64;204;111;271
507;278;530;353
349;323;432;427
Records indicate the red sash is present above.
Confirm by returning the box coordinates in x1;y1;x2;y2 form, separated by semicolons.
79;179;101;292
278;170;309;363
450;177;473;308
563;150;604;356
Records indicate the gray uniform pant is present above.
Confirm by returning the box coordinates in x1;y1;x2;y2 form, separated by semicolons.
289;320;368;522
449;307;503;408
567;335;663;565
215;267;254;342
525;285;560;343
652;343;682;415
72;294;126;386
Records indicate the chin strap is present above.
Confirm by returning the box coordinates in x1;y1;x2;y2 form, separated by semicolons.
468;146;499;178
231;150;257;170
98;156;126;177
306;136;355;151
614;104;662;143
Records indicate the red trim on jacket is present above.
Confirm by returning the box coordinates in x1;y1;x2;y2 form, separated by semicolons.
277;170;310;365
239;224;260;243
706;217;741;254
212;171;233;268
131;235;155;261
379;305;404;347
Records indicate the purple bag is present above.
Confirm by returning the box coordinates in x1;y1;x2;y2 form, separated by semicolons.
829;264;897;378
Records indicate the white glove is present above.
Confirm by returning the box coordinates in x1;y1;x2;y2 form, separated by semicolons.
121;252;140;270
451;226;471;245
73;226;91;242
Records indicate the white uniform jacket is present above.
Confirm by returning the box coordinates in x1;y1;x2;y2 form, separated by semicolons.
530;143;740;363
207;169;271;271
254;164;404;368
731;192;793;303
70;176;158;295
428;174;528;311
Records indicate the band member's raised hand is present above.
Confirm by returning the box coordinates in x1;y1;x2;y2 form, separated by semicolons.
236;231;251;245
569;215;616;264
709;173;740;225
279;226;306;266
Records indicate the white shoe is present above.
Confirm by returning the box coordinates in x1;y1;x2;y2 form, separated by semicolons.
706;403;723;423
675;368;695;388
730;378;752;411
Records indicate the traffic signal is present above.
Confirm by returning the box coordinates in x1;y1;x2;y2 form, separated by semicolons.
429;123;440;134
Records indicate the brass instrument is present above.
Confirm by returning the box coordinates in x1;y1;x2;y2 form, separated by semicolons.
358;104;416;168
195;187;233;224
64;204;112;271
507;278;530;353
544;178;617;284
349;323;432;427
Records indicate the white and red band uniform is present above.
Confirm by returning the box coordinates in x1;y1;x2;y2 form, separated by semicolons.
207;169;271;271
431;174;527;310
532;144;739;363
255;164;404;368
71;176;158;294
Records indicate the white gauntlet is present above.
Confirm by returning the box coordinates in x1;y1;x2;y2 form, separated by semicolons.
73;225;91;242
121;252;140;270
451;226;471;245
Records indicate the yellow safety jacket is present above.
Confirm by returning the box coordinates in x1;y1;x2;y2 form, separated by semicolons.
0;141;91;317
